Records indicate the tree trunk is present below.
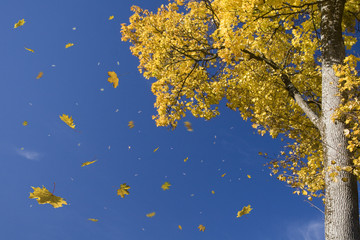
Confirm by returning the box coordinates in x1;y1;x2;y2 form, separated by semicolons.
320;0;360;239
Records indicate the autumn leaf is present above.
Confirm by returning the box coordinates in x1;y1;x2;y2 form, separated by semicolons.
211;190;215;194
198;224;205;232
117;183;130;198
107;71;119;88
81;160;97;167
128;120;134;129
184;121;193;131
65;43;74;48
237;205;252;218
153;147;159;152
184;157;188;162
25;47;34;53
109;16;114;20
59;114;75;129
221;173;226;177
178;225;182;230
29;186;67;208
14;19;25;28
22;121;28;126
146;212;156;218
247;175;251;179
161;182;171;190
36;72;43;79
88;218;98;222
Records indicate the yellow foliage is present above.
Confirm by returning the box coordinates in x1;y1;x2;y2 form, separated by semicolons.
237;205;252;218
107;71;119;88
81;160;97;167
146;212;156;218
161;182;171;190
88;218;98;222
29;186;67;208
117;183;130;198
36;72;43;79
25;47;34;53
60;114;75;129
65;43;74;48
198;224;205;232
14;19;25;28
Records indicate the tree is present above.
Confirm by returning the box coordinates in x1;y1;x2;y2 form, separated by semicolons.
121;0;360;239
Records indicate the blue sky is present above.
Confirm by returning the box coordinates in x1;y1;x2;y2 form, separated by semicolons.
1;0;324;239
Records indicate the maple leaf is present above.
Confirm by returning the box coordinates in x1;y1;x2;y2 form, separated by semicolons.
14;19;25;28
117;183;130;198
59;114;75;129
184;121;193;131
128;120;134;129
65;43;74;48
88;218;98;222
198;224;205;232
107;71;119;88
146;212;156;218
36;72;43;79
153;147;159;152
22;121;28;126
81;160;97;167
109;16;114;20
161;182;171;190
25;47;34;53
29;186;67;208
237;205;253;218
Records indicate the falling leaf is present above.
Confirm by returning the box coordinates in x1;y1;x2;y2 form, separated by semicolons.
221;173;226;177
184;157;188;162
88;218;98;222
178;225;182;230
65;43;74;48
247;175;251;179
14;19;25;28
72;27;76;30
22;121;28;126
211;190;215;194
117;183;130;198
237;205;252;218
161;182;171;190
153;147;159;152
146;212;156;218
107;71;119;88
184;121;193;131
25;47;34;53
109;16;114;20
59;114;75;129
29;186;67;208
100;88;104;91
198;224;205;232
36;72;43;79
128;121;134;129
81;160;97;167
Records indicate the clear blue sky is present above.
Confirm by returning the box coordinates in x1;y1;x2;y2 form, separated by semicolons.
1;1;324;239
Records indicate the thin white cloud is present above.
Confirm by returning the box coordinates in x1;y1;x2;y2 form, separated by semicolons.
16;148;41;161
286;219;324;240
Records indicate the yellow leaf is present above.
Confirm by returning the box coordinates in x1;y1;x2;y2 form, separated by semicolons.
161;182;171;190
117;183;130;198
237;205;252;218
25;47;34;53
65;43;74;48
211;190;215;194
22;121;28;126
107;71;119;88
178;225;182;230
109;16;114;20
247;175;251;179
184;121;193;131
153;147;159;152
184;157;188;162
36;72;43;79
128;120;134;128
29;186;67;208
14;19;25;28
146;212;156;218
59;114;75;129
198;224;205;232
88;218;98;222
81;160;97;167
221;173;226;177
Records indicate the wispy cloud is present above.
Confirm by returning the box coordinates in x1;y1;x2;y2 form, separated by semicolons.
286;219;324;240
16;148;42;161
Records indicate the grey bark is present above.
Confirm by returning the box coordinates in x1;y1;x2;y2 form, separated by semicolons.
320;0;360;239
